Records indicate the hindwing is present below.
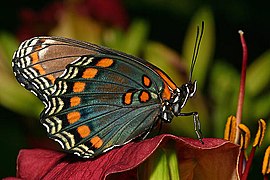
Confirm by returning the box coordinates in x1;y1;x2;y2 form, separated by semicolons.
42;54;164;157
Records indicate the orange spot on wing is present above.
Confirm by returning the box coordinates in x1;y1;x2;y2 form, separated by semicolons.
90;136;103;148
46;74;56;84
123;92;133;105
139;91;151;103
31;44;42;64
162;84;171;100
96;58;114;67
153;68;176;100
70;96;81;107
67;111;81;124
31;52;39;64
143;75;151;88
33;64;45;75
82;68;98;78
73;82;86;92
77;125;91;138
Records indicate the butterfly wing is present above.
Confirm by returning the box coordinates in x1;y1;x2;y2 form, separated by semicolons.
12;37;172;158
43;54;166;157
12;36;151;101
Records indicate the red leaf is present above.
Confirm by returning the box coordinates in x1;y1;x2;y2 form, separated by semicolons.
8;134;239;180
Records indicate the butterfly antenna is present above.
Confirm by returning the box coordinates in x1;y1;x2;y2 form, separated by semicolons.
189;21;204;82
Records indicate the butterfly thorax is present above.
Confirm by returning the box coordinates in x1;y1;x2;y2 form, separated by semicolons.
160;80;197;123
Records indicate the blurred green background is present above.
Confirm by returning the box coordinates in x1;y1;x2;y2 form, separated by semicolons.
0;0;269;178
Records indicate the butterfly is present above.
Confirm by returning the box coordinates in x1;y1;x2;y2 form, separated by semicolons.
12;23;204;158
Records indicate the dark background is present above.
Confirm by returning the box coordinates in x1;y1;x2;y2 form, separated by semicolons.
1;0;269;67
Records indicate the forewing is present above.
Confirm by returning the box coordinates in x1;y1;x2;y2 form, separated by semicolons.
12;36;151;101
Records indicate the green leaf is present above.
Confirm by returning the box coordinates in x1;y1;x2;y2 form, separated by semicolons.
253;93;270;118
209;61;239;137
0;32;19;62
103;28;125;50
182;7;215;89
0;73;43;117
150;149;170;180
122;19;149;56
138;148;171;180
167;149;180;180
104;19;149;56
246;50;270;96
0;32;19;77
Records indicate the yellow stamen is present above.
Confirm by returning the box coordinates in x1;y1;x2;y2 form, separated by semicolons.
238;124;250;150
262;146;270;175
224;115;236;142
253;119;266;147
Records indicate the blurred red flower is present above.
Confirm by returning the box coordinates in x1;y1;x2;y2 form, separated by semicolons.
17;0;128;41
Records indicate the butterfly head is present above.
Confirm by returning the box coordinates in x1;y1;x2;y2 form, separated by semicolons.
169;80;196;116
186;80;197;98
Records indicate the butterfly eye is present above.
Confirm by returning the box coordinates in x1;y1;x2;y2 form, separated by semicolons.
189;80;197;97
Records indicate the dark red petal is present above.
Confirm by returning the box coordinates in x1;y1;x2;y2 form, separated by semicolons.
3;177;22;180
176;138;240;179
17;149;66;179
15;134;239;179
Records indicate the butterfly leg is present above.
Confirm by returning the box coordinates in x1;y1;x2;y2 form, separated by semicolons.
179;112;204;143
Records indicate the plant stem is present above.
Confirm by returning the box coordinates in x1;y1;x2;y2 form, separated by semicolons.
235;30;248;144
238;150;245;176
241;147;256;180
